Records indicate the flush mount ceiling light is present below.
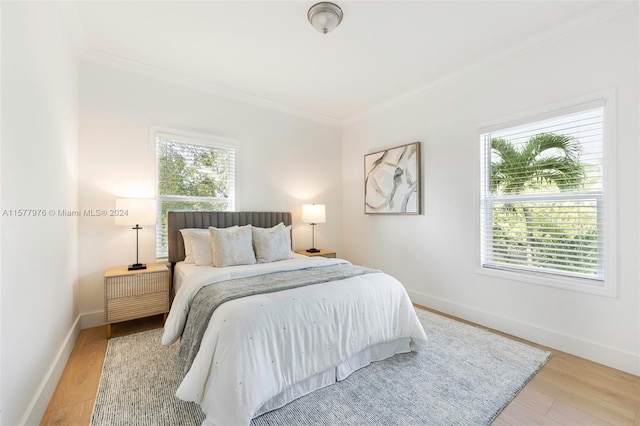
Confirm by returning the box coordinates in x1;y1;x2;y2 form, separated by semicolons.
307;2;343;34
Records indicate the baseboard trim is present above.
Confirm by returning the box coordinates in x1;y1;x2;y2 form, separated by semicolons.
20;314;82;425
80;310;105;329
408;289;639;376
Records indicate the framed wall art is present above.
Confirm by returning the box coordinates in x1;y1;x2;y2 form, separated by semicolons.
364;141;421;215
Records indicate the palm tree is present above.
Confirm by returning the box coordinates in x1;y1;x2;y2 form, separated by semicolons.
491;133;585;194
490;133;586;264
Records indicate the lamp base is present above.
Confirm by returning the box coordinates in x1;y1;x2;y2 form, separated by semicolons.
306;248;320;253
128;263;147;271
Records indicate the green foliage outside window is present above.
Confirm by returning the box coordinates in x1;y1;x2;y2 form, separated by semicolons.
488;133;600;277
157;139;232;198
156;136;235;257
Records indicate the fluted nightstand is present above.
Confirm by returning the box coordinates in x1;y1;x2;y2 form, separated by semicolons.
104;263;169;338
294;249;336;259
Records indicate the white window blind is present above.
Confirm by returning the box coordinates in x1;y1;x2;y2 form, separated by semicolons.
156;132;235;258
480;105;605;282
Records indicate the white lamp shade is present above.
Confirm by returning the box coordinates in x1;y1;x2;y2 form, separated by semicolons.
301;204;326;224
115;198;157;226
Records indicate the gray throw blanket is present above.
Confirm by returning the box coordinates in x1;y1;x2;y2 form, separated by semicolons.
178;263;379;372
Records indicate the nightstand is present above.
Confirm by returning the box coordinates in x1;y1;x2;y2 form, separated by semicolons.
294;249;336;259
104;263;170;338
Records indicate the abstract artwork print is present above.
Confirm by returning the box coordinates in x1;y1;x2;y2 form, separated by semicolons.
364;142;421;214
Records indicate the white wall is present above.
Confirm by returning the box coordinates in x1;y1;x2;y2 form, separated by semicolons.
342;11;639;374
78;60;343;320
1;2;80;424
1;6;635;426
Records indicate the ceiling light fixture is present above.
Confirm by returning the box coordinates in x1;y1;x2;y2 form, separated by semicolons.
307;2;343;34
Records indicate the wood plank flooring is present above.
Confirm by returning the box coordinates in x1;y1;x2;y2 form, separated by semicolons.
40;311;640;425
40;316;164;426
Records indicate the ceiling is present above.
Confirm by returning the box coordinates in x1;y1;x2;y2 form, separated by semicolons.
73;1;621;123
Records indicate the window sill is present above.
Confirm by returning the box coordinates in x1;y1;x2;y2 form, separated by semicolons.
476;265;616;297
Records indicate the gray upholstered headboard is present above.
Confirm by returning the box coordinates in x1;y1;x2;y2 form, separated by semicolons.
167;211;292;264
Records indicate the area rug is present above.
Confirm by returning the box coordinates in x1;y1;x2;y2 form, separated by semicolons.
90;308;551;425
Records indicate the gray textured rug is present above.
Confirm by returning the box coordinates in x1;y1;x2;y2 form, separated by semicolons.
91;308;550;425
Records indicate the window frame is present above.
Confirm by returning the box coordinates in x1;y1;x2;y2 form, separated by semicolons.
152;126;237;260
475;90;617;297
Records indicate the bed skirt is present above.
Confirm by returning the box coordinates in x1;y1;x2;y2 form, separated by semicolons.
253;337;411;419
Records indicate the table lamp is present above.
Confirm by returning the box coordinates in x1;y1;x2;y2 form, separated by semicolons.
301;204;326;253
115;198;157;270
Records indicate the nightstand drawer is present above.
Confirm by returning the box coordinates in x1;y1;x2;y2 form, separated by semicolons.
107;292;169;323
105;270;167;299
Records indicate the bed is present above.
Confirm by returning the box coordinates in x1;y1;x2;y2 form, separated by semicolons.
162;211;428;426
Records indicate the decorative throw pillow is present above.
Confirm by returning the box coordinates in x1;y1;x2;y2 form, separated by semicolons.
180;228;210;264
191;231;215;266
252;222;293;263
209;225;257;267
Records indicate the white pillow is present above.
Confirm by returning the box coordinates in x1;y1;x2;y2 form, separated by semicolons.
191;231;215;266
252;222;293;263
209;225;257;267
179;228;210;264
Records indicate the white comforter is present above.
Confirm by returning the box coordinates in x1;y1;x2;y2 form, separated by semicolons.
163;255;428;426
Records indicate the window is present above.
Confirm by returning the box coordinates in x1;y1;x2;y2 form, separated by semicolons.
479;96;614;295
155;131;235;258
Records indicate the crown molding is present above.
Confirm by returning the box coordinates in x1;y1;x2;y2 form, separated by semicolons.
343;1;638;125
75;1;636;129
82;51;342;128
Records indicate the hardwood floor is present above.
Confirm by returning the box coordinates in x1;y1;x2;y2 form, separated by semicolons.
40;315;165;426
40;311;640;426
